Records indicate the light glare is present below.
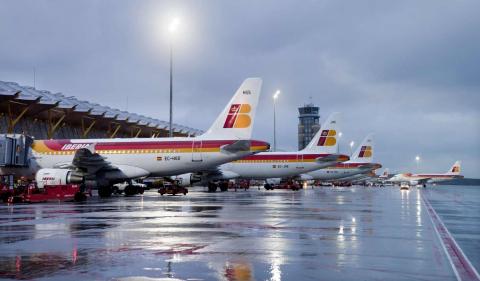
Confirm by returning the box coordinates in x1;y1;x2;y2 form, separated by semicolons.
273;90;280;100
168;17;180;33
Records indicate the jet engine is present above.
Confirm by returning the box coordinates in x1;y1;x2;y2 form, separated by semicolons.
35;168;84;188
172;173;202;186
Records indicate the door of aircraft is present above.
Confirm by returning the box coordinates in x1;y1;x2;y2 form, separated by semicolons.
296;154;304;169
191;140;203;162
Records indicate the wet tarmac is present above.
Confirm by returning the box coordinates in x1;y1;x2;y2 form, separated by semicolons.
0;186;476;281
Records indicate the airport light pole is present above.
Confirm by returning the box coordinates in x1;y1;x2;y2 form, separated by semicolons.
273;90;280;151
337;132;343;153
168;17;180;138
349;141;355;156
415;155;420;172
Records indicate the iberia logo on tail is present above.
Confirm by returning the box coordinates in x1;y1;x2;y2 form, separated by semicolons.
359;146;372;158
223;104;252;128
317;129;337;146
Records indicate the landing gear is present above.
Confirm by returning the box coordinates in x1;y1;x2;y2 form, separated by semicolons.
264;183;273;190
219;181;229;192
208;182;218;192
74;191;87;202
98;186;113;198
124;184;145;196
124;185;136;196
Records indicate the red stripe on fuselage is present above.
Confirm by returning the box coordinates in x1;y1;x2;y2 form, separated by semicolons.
241;154;331;161
40;139;268;151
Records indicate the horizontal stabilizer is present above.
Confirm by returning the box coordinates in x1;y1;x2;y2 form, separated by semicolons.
220;140;251;153
315;154;349;163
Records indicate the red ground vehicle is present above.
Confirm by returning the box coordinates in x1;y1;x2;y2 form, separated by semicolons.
6;184;89;203
158;182;188;196
265;179;301;191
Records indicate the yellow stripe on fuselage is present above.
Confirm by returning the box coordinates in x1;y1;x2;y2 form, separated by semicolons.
31;145;268;155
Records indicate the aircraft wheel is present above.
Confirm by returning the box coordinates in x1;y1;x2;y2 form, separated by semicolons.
74;192;87;202
98;186;113;198
138;186;145;194
264;184;272;190
124;185;136;196
219;182;228;192
208;182;218;192
1;191;12;203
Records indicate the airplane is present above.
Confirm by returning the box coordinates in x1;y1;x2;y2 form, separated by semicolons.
389;160;463;187
299;133;382;182
1;78;270;197
173;112;350;191
379;168;390;180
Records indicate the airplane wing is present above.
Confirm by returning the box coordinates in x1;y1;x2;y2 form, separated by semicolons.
412;177;431;185
53;144;117;174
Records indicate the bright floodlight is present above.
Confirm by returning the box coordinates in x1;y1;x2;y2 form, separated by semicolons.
168;17;180;33
350;141;355;147
273;90;280;100
338;132;343;138
415;155;420;161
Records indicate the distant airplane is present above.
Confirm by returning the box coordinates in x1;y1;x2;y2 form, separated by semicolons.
299;133;381;182
389;161;463;186
1;78;270;197
173;112;350;191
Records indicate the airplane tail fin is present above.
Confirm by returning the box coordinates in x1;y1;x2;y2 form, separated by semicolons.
446;160;461;175
351;133;374;163
201;78;262;140
382;168;389;177
302;112;340;154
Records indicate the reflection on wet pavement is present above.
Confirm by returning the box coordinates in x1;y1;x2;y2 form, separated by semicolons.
0;187;459;280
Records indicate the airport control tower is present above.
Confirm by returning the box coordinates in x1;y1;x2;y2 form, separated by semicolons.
298;103;320;150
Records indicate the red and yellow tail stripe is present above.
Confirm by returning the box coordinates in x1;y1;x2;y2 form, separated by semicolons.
358;146;372;158
317;130;336;146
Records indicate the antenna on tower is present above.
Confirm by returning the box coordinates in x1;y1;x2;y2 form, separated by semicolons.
33;67;36;89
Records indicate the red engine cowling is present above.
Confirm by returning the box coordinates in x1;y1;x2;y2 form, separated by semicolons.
35;168;84;188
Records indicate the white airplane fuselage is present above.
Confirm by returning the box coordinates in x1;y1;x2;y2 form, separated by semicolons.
390;173;462;184
219;151;349;179
301;162;381;181
2;138;269;180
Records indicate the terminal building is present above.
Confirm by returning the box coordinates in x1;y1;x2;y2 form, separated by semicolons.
0;81;202;140
297;103;320;150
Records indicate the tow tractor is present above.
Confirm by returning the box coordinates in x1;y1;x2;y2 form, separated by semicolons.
264;179;301;191
158;181;188;196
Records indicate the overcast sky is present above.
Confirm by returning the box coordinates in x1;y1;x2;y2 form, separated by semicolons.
1;0;479;177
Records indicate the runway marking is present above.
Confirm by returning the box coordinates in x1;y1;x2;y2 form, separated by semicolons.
421;190;480;281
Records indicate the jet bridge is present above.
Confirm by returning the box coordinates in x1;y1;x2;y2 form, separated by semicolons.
0;134;33;167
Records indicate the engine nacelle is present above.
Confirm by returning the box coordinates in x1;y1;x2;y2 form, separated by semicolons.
265;178;281;185
172;173;201;186
35;168;84;188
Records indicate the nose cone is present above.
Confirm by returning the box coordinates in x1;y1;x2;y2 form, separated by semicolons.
250;140;270;152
